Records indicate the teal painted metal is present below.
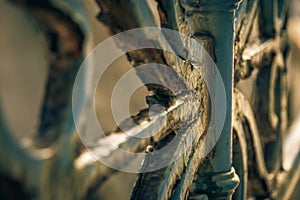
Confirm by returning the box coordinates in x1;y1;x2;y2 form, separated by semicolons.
181;0;242;199
0;0;300;199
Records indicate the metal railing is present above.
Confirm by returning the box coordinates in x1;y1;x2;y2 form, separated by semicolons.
0;0;299;199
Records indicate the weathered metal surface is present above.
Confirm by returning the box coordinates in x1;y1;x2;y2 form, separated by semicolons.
1;0;300;199
75;92;199;169
180;0;242;199
95;1;211;199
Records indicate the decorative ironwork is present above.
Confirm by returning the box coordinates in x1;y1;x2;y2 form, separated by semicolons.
0;0;299;199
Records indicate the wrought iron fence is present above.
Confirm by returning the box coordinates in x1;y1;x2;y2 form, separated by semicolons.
0;0;300;199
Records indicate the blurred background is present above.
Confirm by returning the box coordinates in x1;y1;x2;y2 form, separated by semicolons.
0;0;146;199
0;0;300;199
